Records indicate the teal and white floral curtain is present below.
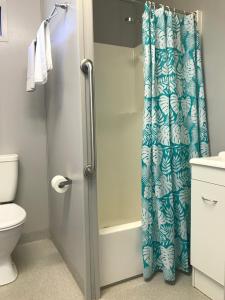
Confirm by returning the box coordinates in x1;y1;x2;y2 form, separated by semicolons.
141;2;209;282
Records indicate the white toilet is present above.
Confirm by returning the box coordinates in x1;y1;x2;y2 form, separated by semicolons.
0;154;26;285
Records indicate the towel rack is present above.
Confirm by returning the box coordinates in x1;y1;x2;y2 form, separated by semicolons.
46;3;69;23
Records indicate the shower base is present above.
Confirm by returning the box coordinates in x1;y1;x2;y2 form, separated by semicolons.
99;221;142;287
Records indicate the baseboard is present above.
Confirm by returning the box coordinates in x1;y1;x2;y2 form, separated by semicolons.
192;268;224;300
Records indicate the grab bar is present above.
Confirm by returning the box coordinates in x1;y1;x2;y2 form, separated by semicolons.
81;59;96;177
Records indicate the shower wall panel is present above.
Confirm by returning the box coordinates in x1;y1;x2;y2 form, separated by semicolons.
41;0;91;295
95;42;144;228
93;0;140;48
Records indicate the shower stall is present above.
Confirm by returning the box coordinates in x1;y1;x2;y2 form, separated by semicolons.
93;0;144;287
39;0;208;297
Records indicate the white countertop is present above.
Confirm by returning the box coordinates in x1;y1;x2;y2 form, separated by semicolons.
190;151;225;169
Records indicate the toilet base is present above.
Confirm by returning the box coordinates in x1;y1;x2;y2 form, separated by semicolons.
0;256;18;286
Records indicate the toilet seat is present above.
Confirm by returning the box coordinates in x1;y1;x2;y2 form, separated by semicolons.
0;204;26;231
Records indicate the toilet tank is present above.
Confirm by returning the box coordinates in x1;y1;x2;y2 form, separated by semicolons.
0;154;19;203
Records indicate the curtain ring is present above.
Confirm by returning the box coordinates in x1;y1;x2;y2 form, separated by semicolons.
165;5;170;12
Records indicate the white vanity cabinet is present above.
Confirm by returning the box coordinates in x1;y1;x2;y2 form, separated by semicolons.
190;154;225;300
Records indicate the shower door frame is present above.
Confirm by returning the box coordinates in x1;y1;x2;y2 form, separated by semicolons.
80;0;100;299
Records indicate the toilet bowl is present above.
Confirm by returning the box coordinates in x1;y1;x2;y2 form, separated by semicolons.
0;154;26;285
0;204;26;285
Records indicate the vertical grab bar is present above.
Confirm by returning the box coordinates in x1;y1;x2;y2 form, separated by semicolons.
81;59;96;177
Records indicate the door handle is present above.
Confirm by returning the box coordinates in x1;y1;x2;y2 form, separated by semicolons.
81;59;96;177
201;196;218;205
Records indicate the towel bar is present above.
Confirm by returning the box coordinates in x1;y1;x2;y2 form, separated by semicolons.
46;3;69;23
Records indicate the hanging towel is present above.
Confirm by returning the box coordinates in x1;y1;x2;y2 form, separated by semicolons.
34;21;53;85
26;40;36;92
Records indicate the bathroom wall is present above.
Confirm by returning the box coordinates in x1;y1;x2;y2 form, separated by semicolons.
0;0;49;237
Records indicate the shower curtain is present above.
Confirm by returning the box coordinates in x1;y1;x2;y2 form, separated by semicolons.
141;3;209;282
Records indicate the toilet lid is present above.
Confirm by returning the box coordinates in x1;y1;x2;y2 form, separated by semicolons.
0;203;26;230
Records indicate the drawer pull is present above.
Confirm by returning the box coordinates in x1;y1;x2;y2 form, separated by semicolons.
201;196;218;205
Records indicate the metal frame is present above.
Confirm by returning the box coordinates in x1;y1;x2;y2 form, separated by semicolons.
79;0;100;299
122;1;202;33
120;0;195;16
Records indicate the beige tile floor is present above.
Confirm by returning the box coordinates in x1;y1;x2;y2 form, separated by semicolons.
0;239;84;300
0;239;209;300
101;273;209;300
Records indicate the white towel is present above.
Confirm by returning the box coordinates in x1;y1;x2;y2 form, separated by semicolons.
26;40;36;92
34;21;53;85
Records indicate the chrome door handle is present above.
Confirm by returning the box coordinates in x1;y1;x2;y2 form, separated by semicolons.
81;59;96;177
201;196;218;205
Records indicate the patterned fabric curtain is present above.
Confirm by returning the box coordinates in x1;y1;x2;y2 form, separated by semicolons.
141;3;209;282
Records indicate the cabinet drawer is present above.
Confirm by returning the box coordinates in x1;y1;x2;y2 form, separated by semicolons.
191;180;225;285
192;165;225;186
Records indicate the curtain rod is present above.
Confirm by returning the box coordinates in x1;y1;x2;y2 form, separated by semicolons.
120;0;195;16
46;3;69;23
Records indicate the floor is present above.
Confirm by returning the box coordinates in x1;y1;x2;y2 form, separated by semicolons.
0;239;84;300
101;274;209;300
0;239;209;300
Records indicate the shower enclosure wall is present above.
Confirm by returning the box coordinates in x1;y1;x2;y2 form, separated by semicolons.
41;1;99;299
41;0;145;297
93;0;144;286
